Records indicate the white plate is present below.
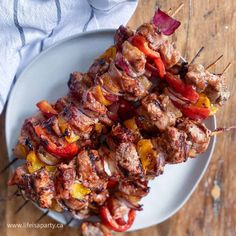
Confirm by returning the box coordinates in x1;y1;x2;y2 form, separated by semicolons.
5;29;216;231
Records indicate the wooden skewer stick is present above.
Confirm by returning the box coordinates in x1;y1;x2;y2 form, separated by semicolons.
0;158;18;174
171;3;184;17
211;125;236;136
15;200;29;214
167;8;172;15
221;62;231;75
190;46;205;64
35;210;49;223
206;54;223;70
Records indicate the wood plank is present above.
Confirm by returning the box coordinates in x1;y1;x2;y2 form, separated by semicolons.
0;0;235;235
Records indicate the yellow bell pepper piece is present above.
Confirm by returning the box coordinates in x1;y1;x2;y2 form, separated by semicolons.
95;123;103;133
71;183;91;200
124;118;139;132
99;46;116;61
137;139;157;173
58;117;80;143
196;94;218;115
27;151;56;173
50;199;64;212
93;85;112;106
27;151;45;173
45;166;56;172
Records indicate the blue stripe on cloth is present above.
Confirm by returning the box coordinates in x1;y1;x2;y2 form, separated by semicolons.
83;7;94;32
13;0;25;47
40;0;62;52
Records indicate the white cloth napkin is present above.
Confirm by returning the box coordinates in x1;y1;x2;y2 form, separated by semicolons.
0;0;137;114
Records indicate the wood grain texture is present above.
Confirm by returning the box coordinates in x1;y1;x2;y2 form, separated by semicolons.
0;0;235;235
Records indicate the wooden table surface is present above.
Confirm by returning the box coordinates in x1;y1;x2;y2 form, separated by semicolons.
0;0;235;235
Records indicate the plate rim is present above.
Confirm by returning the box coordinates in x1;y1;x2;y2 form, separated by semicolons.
5;28;217;231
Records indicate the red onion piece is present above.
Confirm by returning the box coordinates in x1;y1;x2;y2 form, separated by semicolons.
153;9;181;36
165;88;188;105
104;93;119;102
37;149;59;166
116;196;143;211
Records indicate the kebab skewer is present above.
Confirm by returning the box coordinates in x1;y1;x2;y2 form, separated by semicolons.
7;7;232;236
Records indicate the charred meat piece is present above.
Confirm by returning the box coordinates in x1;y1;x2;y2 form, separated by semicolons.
81;222;112;236
140;93;182;131
63;197;88;211
76;150;108;191
118;178;149;197
185;64;230;105
122;41;146;74
18;117;40;150
204;74;230;106
158;126;189;164
114;142;144;178
88;58;110;79
89;189;109;207
114;25;134;49
61;104;96;133
159;40;181;69
137;23;166;50
68;72;93;100
54;161;76;199
8;165;37;202
177;118;211;157
185;64;209;91
34;168;55;208
107;124;137;149
83;87;108;116
8;166;54;208
108;62;149;101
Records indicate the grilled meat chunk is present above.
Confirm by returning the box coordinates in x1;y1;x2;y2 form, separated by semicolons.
122;41;146;74
81;222;112;236
63;197;88;211
108;62;149;100
118;178;149;197
158;126;189;164
68;72;93;100
140;93;182;131
115;142;143;178
34;168;55;208
159;40;181;69
76;150;108;191
185;64;230;105
177;118;211;157
83;87;108;116
88;58;110;79
137;23;166;50
8;166;54;208
107;124;136;148
62;104;96;133
114;25;134;48
54;161;76;199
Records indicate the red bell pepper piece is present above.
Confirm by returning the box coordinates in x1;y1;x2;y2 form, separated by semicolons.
34;125;79;159
36;100;57;118
130;35;160;59
180;105;210;120
165;72;199;103
154;57;166;78
100;206;136;232
172;101;210;120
